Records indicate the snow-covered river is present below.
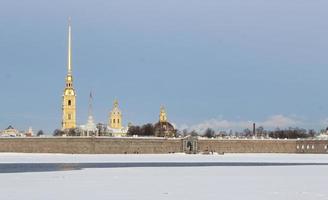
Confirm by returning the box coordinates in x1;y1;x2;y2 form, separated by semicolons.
0;153;327;200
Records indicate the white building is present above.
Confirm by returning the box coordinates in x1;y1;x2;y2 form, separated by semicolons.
0;125;21;137
80;92;98;136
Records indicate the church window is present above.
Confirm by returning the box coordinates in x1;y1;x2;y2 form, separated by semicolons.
68;100;71;106
118;119;120;124
113;119;115;123
68;114;71;120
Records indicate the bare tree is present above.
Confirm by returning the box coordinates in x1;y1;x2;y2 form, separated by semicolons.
37;130;44;136
204;128;215;138
53;129;64;136
256;126;264;137
190;130;199;137
182;129;189;137
243;128;252;137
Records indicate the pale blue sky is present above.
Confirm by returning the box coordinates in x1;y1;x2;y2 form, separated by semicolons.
1;0;328;133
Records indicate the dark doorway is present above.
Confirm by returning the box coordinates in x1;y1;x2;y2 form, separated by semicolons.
187;141;193;152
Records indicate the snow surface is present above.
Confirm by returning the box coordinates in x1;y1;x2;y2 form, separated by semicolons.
0;153;327;200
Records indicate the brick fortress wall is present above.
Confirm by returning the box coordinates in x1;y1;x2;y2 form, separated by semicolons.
0;137;327;154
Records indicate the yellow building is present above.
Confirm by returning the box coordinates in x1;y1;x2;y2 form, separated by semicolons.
0;125;21;137
109;100;122;129
108;100;127;137
62;18;76;130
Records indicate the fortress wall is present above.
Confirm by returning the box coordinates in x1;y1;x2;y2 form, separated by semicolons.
0;137;327;154
198;139;328;154
0;137;182;154
295;140;328;154
198;139;297;153
93;138;182;154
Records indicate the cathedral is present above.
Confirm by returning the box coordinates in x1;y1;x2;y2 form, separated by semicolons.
61;19;129;136
154;106;176;137
62;18;76;130
61;19;175;138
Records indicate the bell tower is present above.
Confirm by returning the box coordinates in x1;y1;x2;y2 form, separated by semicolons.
62;18;76;130
109;100;122;129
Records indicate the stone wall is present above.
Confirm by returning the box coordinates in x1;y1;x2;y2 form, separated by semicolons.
198;139;297;153
0;137;327;154
0;137;182;154
198;139;328;154
295;140;328;154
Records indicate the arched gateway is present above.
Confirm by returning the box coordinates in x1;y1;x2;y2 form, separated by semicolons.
182;136;198;154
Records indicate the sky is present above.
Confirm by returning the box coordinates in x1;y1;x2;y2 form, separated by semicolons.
0;0;328;134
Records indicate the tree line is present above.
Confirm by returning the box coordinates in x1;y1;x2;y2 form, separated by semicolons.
127;124;155;136
49;126;320;139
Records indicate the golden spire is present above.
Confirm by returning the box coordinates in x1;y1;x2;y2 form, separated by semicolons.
62;17;76;130
67;17;72;75
159;105;167;123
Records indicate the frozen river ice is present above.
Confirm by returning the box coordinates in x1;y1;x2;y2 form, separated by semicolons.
0;153;327;200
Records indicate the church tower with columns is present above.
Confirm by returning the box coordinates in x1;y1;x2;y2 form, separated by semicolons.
62;18;76;130
109;100;122;129
107;100;128;137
